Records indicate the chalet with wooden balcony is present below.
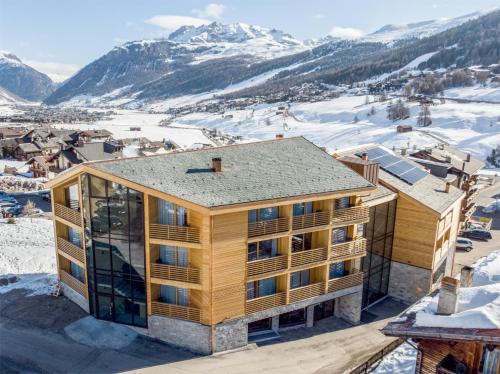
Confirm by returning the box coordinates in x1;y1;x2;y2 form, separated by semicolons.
337;145;465;306
47;136;375;354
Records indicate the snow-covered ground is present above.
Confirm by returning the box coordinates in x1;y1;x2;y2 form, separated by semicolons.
444;84;500;103
0;218;56;295
0;159;29;174
372;343;417;374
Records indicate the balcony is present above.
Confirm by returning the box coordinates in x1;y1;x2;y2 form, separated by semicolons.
60;270;86;297
151;301;201;322
54;202;81;227
292;211;331;231
290;247;328;268
330;239;367;261
289;282;324;303
149;223;200;244
331;206;369;227
150;263;200;284
248;217;289;238
246;292;286;314
327;272;363;293
460;202;476;221
57;237;84;264
247;255;288;277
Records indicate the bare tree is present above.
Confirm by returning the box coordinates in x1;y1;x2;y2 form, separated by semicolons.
417;104;432;127
22;199;37;221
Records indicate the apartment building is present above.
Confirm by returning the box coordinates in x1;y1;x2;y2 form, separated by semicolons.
336;145;465;305
47;137;375;353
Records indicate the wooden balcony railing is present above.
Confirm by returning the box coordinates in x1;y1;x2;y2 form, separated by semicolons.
292;211;331;231
57;237;84;264
151;301;201;322
149;223;200;244
150;263;200;284
330;238;367;261
246;292;286;314
327;271;363;293
54;203;82;227
331;206;369;226
289;282;324;303
290;247;328;268
247;255;288;277
248;217;289;238
60;270;86;297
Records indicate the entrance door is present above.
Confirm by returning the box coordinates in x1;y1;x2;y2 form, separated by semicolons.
248;318;273;334
314;300;335;322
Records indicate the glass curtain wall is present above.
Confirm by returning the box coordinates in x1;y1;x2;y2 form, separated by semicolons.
81;173;147;328
361;200;397;308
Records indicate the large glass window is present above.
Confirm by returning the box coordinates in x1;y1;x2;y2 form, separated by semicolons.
290;270;310;289
248;206;279;222
67;226;82;247
293;202;313;216
82;174;147;328
329;262;346;279
160;285;188;306
246;277;277;300
291;233;312;252
159;245;188;267
247;239;278;261
335;197;351;209
158;199;187;226
70;262;85;282
332;227;348;244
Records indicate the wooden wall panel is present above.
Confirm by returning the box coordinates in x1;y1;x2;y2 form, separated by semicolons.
418;340;483;374
211;211;247;324
392;196;438;270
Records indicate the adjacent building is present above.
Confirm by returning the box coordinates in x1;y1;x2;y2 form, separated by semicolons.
337;145;464;305
47;137;376;353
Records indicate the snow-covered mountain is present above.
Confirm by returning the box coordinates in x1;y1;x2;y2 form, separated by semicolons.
0;51;55;102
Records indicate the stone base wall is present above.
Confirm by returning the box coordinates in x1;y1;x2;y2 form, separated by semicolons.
148;315;211;354
213;319;248;353
388;261;432;304
61;282;89;313
336;290;362;325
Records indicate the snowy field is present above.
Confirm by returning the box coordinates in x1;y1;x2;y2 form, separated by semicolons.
372;343;417;374
0;218;56;295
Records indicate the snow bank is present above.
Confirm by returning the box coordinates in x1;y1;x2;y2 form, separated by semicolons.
372;343;417;374
472;251;500;286
65;316;138;349
0;218;56;295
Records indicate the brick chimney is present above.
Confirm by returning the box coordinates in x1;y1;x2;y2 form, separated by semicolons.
275;134;284;139
437;276;459;315
445;182;450;193
361;153;368;161
466;153;471;162
460;266;474;288
212;157;222;172
462;161;466;171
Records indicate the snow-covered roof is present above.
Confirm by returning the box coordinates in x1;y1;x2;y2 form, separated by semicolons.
382;251;500;344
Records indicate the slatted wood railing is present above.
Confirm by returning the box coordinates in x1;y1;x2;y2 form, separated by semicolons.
57;237;84;263
292;211;331;231
248;217;289;238
246;292;286;314
60;270;86;297
327;272;363;293
247;255;288;277
289;282;324;303
291;247;328;268
150;263;200;283
331;206;369;226
54;203;82;227
149;223;200;244
330;239;367;261
151;301;201;322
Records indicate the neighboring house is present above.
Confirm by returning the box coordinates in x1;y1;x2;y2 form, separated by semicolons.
20;128;51;144
0;138;18;158
51;141;123;171
26;156;55;178
33;138;61;156
46;137;376;354
409;145;485;226
14;142;43;160
0;127;26;139
381;257;500;374
336;145;464;305
78;129;113;142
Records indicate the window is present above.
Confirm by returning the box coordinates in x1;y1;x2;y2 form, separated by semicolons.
248;207;279;222
332;227;348;244
329;262;346;279
290;270;310;289
293;202;313;216
292;233;312;252
335;197;350;209
246;277;277;300
157;199;187;226
357;223;365;238
67;226;82;247
159;245;188;267
159;285;188;306
248;239;278;261
432;258;447;284
70;262;85;282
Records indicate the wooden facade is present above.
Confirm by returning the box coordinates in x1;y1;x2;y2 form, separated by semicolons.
49;164;372;328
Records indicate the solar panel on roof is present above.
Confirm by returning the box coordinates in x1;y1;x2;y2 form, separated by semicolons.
364;147;388;160
376;154;401;167
385;160;413;176
400;168;428;184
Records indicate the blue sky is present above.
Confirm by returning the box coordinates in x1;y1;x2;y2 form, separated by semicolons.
1;0;498;81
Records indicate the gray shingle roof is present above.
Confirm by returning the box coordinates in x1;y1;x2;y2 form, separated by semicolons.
90;137;374;208
73;142;122;162
339;145;464;214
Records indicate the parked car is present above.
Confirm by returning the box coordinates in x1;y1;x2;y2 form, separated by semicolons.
456;238;474;252
0;201;22;216
461;229;492;241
